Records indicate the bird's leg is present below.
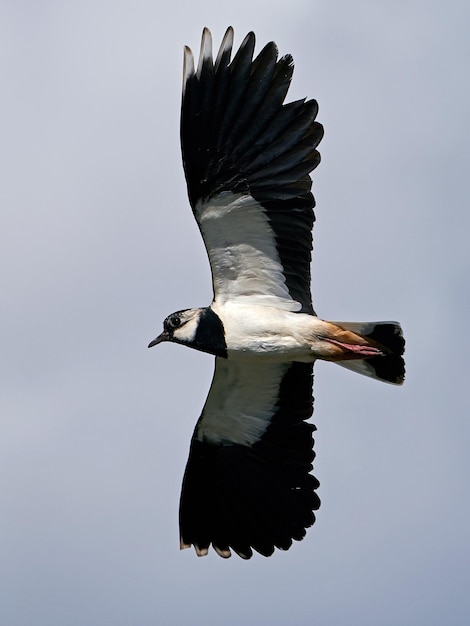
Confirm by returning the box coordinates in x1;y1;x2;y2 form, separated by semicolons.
321;337;384;358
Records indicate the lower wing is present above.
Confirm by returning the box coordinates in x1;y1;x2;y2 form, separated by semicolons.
179;357;320;559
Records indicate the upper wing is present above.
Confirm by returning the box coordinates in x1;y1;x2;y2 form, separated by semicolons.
181;28;323;314
179;357;320;559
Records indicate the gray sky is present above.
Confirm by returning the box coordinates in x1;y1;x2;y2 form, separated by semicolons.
1;0;469;624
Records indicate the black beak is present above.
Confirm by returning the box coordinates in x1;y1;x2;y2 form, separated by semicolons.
148;331;169;348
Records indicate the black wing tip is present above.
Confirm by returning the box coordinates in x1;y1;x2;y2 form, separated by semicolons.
182;27;286;101
183;26;237;88
214;26;234;70
180;500;320;560
181;488;321;560
181;26;322;201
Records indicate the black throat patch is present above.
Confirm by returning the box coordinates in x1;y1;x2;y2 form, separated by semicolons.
193;307;227;358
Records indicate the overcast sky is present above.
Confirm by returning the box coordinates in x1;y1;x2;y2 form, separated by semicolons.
1;0;469;624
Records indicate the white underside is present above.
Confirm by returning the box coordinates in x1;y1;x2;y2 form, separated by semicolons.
211;300;328;360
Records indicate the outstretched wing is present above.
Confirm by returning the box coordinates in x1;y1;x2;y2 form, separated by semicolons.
179;358;320;559
181;28;323;314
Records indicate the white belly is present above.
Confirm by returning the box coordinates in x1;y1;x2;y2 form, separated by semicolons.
211;301;330;360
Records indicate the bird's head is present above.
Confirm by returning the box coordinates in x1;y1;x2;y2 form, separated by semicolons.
148;308;203;349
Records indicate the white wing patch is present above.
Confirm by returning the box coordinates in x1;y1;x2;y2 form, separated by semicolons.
196;357;290;446
196;192;301;311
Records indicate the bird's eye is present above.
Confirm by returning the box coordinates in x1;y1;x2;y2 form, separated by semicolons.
170;315;181;329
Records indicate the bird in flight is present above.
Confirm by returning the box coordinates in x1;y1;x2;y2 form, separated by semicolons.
148;27;405;559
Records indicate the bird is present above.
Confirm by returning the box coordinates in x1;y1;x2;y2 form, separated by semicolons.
148;27;405;560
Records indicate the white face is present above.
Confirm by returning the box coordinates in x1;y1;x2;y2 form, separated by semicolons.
164;308;202;344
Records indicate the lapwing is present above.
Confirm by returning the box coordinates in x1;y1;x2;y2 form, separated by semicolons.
149;27;405;560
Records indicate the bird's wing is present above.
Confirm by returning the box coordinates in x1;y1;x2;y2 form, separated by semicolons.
181;28;323;314
179;357;319;559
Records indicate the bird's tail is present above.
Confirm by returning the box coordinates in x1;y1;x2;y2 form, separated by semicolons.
333;321;405;385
